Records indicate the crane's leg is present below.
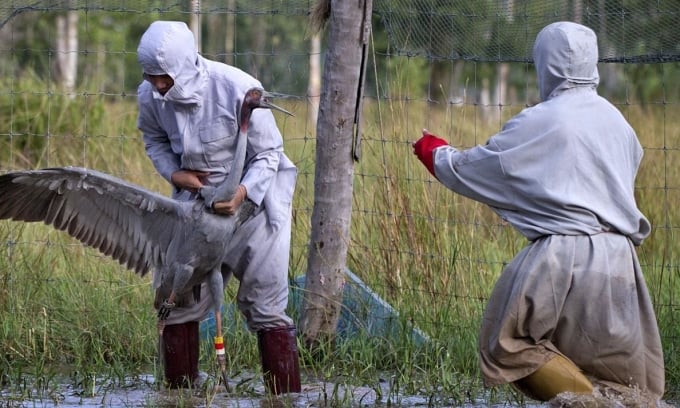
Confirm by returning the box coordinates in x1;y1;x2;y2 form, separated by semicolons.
156;291;177;335
157;264;194;335
208;269;231;392
213;307;232;392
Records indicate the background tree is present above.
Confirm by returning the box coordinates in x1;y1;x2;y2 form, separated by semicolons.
300;0;372;353
53;8;78;95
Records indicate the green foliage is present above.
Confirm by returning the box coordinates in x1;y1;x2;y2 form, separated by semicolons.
0;41;678;406
0;226;155;374
1;93;679;403
0;72;108;168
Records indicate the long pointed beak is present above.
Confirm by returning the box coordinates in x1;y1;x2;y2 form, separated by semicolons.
261;92;294;116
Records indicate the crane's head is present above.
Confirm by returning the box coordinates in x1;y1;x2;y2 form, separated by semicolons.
239;87;293;131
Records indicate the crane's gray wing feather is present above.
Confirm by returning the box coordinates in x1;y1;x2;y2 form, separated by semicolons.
0;166;188;276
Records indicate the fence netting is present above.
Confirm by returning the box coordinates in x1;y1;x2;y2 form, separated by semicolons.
0;1;678;402
3;0;679;62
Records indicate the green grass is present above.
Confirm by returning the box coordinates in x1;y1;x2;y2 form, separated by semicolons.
0;76;678;405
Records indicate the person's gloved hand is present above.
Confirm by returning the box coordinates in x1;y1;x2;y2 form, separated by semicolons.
213;184;247;216
412;129;449;177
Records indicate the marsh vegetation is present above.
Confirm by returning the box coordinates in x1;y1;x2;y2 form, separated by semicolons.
0;77;678;406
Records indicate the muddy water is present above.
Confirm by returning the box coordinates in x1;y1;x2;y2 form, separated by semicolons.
1;372;675;407
0;371;537;407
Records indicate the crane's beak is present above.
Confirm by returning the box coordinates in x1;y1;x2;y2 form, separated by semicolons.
261;91;294;116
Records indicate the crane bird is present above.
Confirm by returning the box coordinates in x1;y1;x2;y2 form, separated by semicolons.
0;87;292;390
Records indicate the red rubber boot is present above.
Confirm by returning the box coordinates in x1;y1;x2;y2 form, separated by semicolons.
257;325;302;394
160;321;199;388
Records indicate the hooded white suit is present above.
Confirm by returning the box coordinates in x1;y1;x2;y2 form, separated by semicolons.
136;21;297;331
419;22;665;398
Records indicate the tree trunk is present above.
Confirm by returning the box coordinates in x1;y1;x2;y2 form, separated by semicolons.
573;0;583;23
224;0;236;65
53;10;78;96
491;62;509;124
307;33;322;127
249;17;266;80
479;77;491;123
300;0;371;354
189;0;201;52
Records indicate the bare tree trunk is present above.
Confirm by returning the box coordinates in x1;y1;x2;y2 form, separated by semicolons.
492;0;512;121
300;0;371;353
597;0;619;96
249;18;266;79
479;77;491;123
573;0;583;23
491;62;509;123
307;33;322;127
189;0;201;52
224;0;236;65
53;10;78;96
450;60;465;104
206;14;220;59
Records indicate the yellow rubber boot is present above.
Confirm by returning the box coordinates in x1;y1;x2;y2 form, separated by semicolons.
513;354;594;401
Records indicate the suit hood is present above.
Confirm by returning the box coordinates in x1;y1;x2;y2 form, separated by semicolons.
532;21;600;101
137;21;207;105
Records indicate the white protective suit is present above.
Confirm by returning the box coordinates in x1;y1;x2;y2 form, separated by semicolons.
424;22;665;397
136;21;297;331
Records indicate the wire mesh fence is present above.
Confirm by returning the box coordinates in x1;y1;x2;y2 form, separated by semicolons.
0;0;678;401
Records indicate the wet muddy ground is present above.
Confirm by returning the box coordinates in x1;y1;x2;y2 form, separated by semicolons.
0;370;531;407
1;371;676;407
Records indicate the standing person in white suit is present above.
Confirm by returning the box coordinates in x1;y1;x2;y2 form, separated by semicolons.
413;21;665;402
136;20;301;395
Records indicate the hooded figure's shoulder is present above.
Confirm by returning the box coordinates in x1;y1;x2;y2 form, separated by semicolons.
489;98;570;151
204;59;261;89
200;59;264;106
501;101;552;132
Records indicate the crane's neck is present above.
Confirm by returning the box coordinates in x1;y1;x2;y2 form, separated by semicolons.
198;93;261;209
197;124;248;208
214;124;247;202
217;103;254;199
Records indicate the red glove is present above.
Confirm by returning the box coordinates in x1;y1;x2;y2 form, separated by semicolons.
413;129;448;176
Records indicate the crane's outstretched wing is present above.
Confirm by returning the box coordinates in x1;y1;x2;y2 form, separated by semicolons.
0;166;189;276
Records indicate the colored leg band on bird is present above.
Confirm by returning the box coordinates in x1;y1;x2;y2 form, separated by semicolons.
214;336;225;355
214;335;232;392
